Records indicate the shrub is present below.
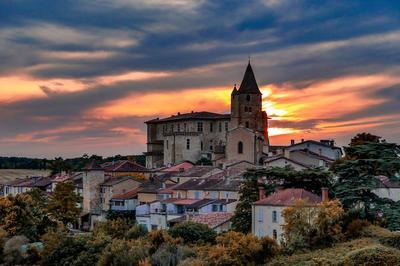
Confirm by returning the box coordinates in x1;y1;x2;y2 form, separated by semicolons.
345;219;370;238
343;245;400;265
126;224;148;240
358;225;392;238
93;218;133;239
178;257;206;266
2;235;29;265
168;222;216;244
148;230;179;253
151;244;195;266
98;239;150;266
379;232;400;249
260;236;281;259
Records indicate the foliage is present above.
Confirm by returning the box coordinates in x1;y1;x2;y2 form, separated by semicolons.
106;209;136;221
97;239;150;266
168;221;216;244
379;232;400;249
40;224;69;260
343;245;400;266
41;236;90;266
344;219;371;239
282;199;344;252
358;225;392;239
93;218;134;239
200;231;277;266
47;181;81;225
0;194;53;240
349;132;383;147
195;157;213;166
151;243;196;266
2;235;29;265
333;135;400;225
148;230;180;253
231;174;260;233
126;224;148;240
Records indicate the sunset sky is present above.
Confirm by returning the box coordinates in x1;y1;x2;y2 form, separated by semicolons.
1;1;400;158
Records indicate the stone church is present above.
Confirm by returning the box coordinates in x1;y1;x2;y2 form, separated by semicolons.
145;62;269;169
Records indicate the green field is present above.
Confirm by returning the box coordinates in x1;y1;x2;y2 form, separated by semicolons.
0;169;51;184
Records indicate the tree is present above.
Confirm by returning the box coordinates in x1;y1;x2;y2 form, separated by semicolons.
0;194;50;240
195;157;213;166
231;173;260;233
168;221;216;244
349;132;382;147
97;239;149;266
282;200;344;252
47;181;81;225
333;135;400;222
126;224;148;240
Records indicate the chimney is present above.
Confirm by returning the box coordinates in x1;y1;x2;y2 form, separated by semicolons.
330;140;335;147
301;139;304;143
259;187;266;200
321;187;329;202
290;139;295;145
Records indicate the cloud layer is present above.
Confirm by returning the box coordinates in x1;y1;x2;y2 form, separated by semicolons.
0;0;400;157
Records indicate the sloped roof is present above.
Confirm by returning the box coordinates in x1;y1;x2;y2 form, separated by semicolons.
254;188;321;206
10;176;52;188
112;187;141;200
264;155;310;169
84;160;103;171
290;149;335;162
101;176;141;186
191;212;233;228
145;111;230;124
159;161;195;172
174;166;220;177
288;140;342;152
101;160;148;172
238;62;261;95
172;177;242;192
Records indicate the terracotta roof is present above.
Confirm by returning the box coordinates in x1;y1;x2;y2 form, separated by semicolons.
159;161;195;172
145;111;230;124
264;156;310;169
101;176;141;186
254;188;321;206
101;160;148;172
288;140;342;152
112;187;141;200
191;212;233;228
290;149;335;162
174;199;199;205
174;166;220;177
173;177;242;192
238;62;261;95
10;176;52;188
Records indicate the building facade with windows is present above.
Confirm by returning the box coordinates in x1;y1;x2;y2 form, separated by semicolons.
145;62;270;168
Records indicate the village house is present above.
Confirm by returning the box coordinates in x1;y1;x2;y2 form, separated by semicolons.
101;160;151;179
3;176;52;197
169;165;223;184
110;187;141;212
373;175;400;202
252;188;326;242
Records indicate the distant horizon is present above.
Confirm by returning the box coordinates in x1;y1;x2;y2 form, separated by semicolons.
1;1;399;157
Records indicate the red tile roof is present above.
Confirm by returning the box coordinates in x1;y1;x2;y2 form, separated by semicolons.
191;212;233;228
145;111;230;124
112;187;141;200
160;161;195;172
254;188;321;206
101;160;148;172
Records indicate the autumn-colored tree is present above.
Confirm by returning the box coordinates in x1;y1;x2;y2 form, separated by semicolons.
94;218;134;239
349;132;383;147
168;221;216;244
282;199;344;252
0;194;49;240
47;181;81;225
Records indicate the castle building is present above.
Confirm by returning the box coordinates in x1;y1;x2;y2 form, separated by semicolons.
145;62;269;169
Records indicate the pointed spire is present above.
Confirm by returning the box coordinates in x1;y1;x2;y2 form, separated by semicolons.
231;83;238;95
238;62;261;95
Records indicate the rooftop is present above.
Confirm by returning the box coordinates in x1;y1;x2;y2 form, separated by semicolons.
174;165;220;177
112;187;141;200
101;160;148;172
254;188;321;206
191;212;234;229
145;111;230;124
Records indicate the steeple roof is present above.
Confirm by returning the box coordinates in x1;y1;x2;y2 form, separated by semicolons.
238;62;261;95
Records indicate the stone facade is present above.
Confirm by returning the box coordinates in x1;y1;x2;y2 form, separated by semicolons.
145;62;269;168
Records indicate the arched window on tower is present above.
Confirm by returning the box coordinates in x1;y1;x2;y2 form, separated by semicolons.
245;121;249;128
244;106;248;112
238;141;243;154
246;95;251;101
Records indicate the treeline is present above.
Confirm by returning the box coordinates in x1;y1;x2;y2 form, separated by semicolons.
0;154;146;172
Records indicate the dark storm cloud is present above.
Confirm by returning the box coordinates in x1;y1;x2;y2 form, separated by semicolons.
1;0;400;156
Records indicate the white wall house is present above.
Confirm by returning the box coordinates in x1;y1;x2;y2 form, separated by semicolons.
252;188;323;243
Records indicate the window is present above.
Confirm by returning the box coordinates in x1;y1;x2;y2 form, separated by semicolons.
225;122;229;131
219;122;222;132
244;106;248;112
238;141;243;154
272;210;278;223
177;124;180;132
166;140;169;149
210;122;213;132
245;121;249;128
246;94;251;101
200;141;203;150
211;191;218;199
197;122;203;132
170;124;174;132
273;230;277;240
210;140;213;151
258;208;264;222
249;107;252;112
194;191;201;199
186;139;190;149
212;204;219;212
184;123;187;131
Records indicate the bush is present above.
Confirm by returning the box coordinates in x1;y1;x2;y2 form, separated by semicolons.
343;245;400;266
345;219;370;238
260;236;281;259
358;225;392;238
148;230;179;253
178;257;206;266
151;244;195;266
126;224;148;240
168;222;216;244
379;232;400;249
93;218;133;239
2;235;29;265
98;239;150;266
